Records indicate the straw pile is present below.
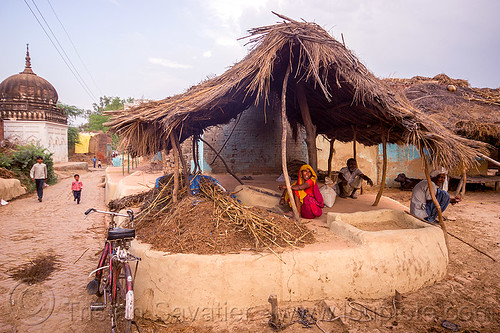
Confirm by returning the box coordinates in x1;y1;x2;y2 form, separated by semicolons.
385;74;500;145
9;254;59;284
117;175;314;255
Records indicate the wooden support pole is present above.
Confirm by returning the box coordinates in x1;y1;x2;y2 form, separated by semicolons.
352;126;357;158
373;132;387;206
170;133;179;204
327;138;335;178
199;137;243;185
455;173;465;197
420;147;450;256
172;130;191;193
281;65;301;222
192;134;200;174
297;84;318;171
461;169;467;197
478;152;500;168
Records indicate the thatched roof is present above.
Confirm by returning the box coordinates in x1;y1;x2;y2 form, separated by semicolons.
385;74;500;146
107;13;487;170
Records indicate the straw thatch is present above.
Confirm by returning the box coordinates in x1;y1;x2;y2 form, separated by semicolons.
385;74;500;146
107;13;487;170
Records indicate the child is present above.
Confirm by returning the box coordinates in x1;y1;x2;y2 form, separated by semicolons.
72;174;83;204
97;159;102;168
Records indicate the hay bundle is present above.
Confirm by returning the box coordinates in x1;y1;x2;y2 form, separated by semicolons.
127;176;313;255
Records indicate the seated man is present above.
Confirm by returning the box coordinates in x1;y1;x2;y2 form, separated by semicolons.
410;167;461;222
335;158;373;199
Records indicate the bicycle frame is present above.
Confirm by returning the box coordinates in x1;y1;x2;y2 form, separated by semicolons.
86;208;140;332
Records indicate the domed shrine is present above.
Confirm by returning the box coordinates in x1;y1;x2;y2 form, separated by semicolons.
0;45;68;162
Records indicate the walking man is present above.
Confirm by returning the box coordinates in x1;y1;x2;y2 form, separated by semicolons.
30;156;47;202
92;156;97;168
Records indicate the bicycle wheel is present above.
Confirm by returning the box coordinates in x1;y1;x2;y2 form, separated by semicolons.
111;261;134;333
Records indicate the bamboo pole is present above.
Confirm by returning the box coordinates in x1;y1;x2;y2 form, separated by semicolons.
172;130;191;193
297;84;317;171
327;138;335;178
373;132;387;206
127;151;130;173
420;147;450;256
281;64;301;222
170;133;179;204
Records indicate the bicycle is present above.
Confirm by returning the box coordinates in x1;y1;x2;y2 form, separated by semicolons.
85;208;141;333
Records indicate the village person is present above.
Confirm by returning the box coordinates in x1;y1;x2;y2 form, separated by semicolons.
97;159;102;168
72;174;83;204
410;167;461;222
92;156;97;168
30;156;47;202
335;158;373;199
278;164;324;218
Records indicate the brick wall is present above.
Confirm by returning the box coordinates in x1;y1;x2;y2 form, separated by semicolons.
202;105;307;174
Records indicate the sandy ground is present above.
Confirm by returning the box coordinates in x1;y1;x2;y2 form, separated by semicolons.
0;169;109;332
0;170;498;332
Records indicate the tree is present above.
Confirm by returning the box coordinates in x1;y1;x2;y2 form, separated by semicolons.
92;96;134;113
84;96;134;132
67;127;80;153
57;102;87;125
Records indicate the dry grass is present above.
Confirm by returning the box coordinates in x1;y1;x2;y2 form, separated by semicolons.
386;74;500;146
120;175;314;255
9;254;59;284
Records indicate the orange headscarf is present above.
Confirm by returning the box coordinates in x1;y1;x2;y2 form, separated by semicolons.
284;164;317;204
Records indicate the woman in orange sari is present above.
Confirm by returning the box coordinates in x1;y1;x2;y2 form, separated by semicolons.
279;164;324;218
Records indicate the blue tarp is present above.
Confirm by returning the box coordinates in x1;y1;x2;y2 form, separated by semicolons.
112;156;122;167
154;174;226;195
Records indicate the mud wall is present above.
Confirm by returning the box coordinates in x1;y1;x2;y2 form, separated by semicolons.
202;106;307;174
130;210;448;322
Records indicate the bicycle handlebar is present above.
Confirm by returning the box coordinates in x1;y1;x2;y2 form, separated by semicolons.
84;208;134;222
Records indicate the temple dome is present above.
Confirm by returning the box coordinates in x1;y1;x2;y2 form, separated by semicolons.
0;47;58;104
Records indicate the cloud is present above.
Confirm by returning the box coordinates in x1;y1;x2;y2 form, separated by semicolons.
202;51;212;58
148;58;192;69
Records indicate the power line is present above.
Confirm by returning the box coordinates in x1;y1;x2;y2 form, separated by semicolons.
23;0;98;104
30;0;98;102
46;0;104;97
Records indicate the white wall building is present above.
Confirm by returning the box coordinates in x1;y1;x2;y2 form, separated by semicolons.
0;46;68;162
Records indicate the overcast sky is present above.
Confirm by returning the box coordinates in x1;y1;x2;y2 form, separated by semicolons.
1;0;499;111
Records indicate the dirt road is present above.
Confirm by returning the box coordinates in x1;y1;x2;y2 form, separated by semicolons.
0;170;109;332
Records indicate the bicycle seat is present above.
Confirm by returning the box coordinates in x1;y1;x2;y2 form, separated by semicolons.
107;228;135;240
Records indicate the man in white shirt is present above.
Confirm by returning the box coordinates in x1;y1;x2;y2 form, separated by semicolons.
335;158;373;199
30;156;48;202
410;167;461;222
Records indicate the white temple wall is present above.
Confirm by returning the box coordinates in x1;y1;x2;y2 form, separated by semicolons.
3;120;68;163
